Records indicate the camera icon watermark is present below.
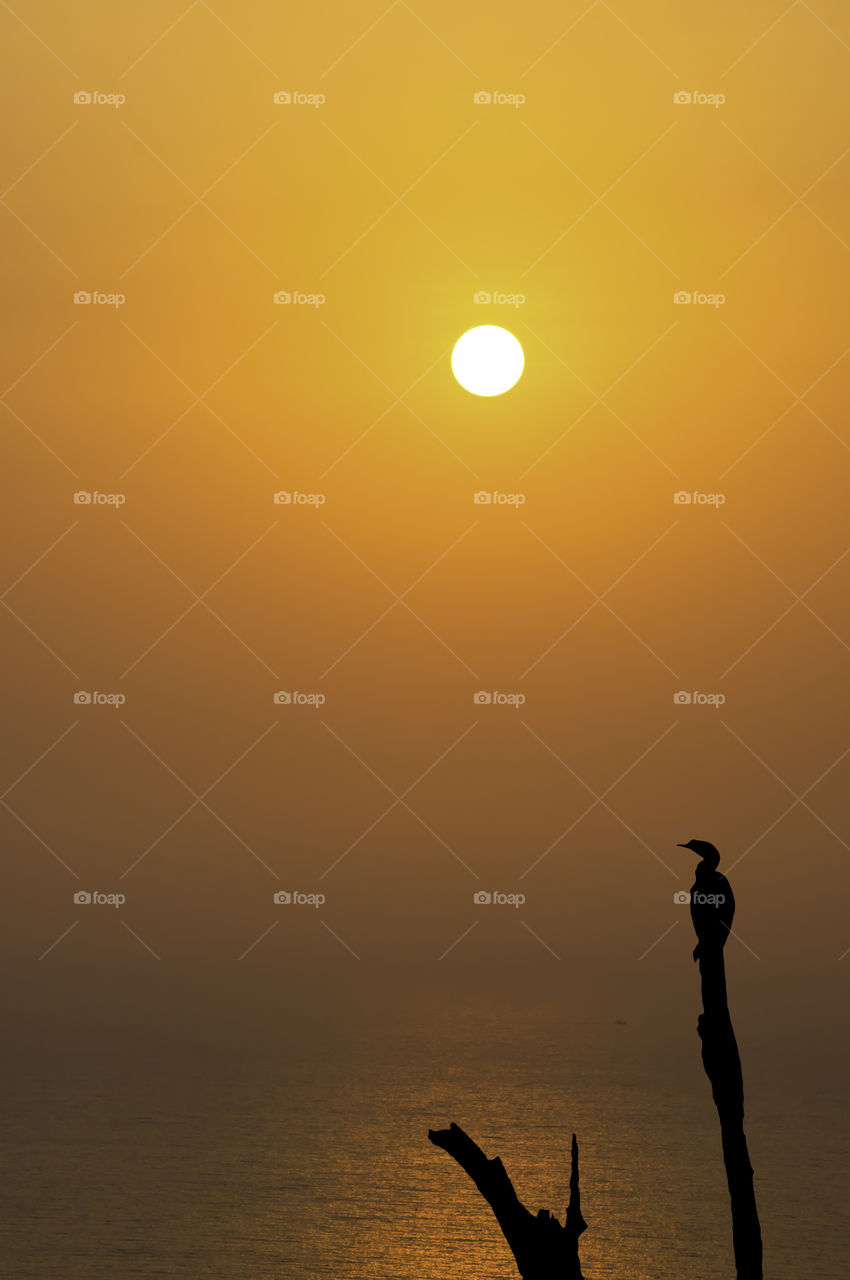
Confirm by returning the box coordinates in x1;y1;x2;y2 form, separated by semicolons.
273;490;326;506
673;490;725;506
273;90;325;108
473;90;525;108
673;290;725;308
474;690;526;707
74;90;126;108
273;690;326;707
473;491;526;506
273;290;325;307
673;90;725;108
74;490;125;506
673;890;691;904
673;690;726;707
473;290;525;307
273;889;326;907
474;889;526;907
73;690;126;707
73;290;125;307
74;889;126;907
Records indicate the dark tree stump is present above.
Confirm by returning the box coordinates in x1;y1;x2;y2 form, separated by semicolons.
428;1123;586;1279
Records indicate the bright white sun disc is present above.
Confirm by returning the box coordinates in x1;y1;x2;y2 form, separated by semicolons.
451;325;524;397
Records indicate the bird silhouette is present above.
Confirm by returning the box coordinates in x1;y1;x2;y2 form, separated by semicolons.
677;840;735;961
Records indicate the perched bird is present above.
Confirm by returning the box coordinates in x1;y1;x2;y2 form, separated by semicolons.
677;840;735;961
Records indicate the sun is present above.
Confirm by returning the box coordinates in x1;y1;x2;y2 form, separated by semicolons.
451;325;524;397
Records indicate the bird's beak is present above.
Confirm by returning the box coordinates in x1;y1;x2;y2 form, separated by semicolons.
676;843;690;848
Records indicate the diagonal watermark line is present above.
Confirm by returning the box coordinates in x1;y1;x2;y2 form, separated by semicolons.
320;721;479;879
1;122;79;200
521;123;677;280
438;919;479;960
1;524;78;600
38;921;80;960
320;520;479;678
521;1;598;78
520;918;562;960
638;920;678;960
397;0;477;74
720;722;850;854
720;322;847;450
518;318;680;479
2;800;80;877
522;521;679;677
318;321;479;477
238;920;278;960
118;319;279;479
521;521;678;678
520;120;679;277
321;1;398;78
120;520;281;679
599;0;677;76
721;0;799;77
519;721;679;878
119;721;280;879
120;0;198;77
199;0;280;76
1;322;78;400
120;121;280;278
120;920;162;959
718;347;849;479
719;133;850;277
800;0;850;52
718;537;850;678
519;321;678;479
320;919;362;959
319;344;453;479
1;401;79;477
1;601;79;678
0;201;79;276
0;0;79;76
720;523;850;654
1;721;78;801
319;121;480;278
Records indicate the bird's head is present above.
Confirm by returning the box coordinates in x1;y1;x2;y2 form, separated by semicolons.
677;839;720;869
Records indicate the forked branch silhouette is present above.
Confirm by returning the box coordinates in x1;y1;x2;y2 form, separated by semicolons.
429;840;763;1279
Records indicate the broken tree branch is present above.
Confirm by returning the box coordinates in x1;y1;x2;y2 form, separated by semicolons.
428;1122;586;1279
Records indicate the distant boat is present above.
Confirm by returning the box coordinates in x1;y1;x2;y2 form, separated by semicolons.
614;1018;628;1025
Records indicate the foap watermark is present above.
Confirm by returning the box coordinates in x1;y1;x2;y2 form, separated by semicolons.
473;490;526;506
74;90;126;109
473;290;526;308
674;889;726;905
273;90;325;108
673;290;726;308
273;491;325;506
474;691;526;707
73;690;126;707
473;91;525;108
673;90;725;108
273;290;325;307
74;890;126;907
673;691;726;708
673;490;725;506
273;691;326;707
74;291;125;308
273;890;325;907
474;890;526;907
74;490;125;506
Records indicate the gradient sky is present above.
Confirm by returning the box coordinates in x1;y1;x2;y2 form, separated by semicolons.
1;0;849;1045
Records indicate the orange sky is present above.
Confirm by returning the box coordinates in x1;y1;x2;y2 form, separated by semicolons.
2;0;849;996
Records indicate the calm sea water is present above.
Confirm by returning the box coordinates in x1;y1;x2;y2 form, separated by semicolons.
2;983;848;1278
